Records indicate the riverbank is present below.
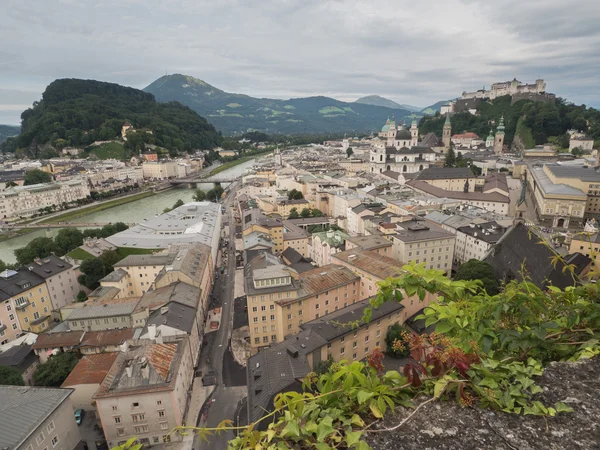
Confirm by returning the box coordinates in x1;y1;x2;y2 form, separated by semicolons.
209;150;272;176
36;191;156;224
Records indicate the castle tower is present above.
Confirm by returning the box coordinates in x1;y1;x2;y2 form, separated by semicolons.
410;120;418;147
486;128;494;148
274;145;282;166
494;115;505;155
442;114;452;150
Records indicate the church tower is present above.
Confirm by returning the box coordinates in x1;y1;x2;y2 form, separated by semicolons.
442;114;452;150
494;115;505;155
410;120;419;147
274;145;282;166
486;128;494;148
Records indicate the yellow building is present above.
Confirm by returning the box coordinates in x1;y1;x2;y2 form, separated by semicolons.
244;253;360;352
277;199;314;218
0;269;52;334
242;209;284;253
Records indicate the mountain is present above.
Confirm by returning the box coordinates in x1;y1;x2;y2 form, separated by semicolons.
0;125;20;143
421;100;452;116
1;79;221;154
144;74;417;135
355;95;422;112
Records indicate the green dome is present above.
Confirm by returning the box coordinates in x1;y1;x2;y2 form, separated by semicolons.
381;124;390;132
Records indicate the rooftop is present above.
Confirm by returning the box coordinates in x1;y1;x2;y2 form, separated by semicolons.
546;164;600;183
25;255;73;280
135;281;200;313
67;299;139;321
281;265;358;305
345;235;392;250
0;268;45;301
407;180;510;203
33;331;85;350
61;353;118;386
416;167;476;181
145;301;197;333
79;329;135;348
456;221;507;244
393;218;455;243
332;249;404;280
527;165;587;198
106;202;221;250
0;386;73;450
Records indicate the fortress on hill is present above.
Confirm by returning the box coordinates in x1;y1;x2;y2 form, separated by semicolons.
462;78;547;100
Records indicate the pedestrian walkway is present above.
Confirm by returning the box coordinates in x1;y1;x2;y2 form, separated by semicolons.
179;377;216;449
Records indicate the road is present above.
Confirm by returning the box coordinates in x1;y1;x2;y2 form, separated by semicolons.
196;182;248;450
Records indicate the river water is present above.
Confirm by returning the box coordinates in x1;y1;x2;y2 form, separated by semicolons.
0;158;257;263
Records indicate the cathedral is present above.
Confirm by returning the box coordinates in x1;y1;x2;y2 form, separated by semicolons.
370;118;436;173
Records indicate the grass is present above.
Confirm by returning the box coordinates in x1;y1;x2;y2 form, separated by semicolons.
319;106;345;114
116;247;156;258
226;103;241;108
66;247;95;261
37;192;155;224
209;151;273;176
86;142;128;160
0;228;34;242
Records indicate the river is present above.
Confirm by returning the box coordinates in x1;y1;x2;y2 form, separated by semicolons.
0;158;257;263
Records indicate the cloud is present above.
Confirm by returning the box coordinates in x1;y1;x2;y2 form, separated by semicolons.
0;0;599;124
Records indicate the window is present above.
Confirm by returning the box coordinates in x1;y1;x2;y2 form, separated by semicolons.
253;317;258;323
252;307;257;312
158;410;165;418
341;336;345;342
287;314;292;320
157;400;162;406
263;336;269;343
133;402;139;408
262;316;266;322
271;335;277;342
153;437;160;444
112;406;118;411
365;336;369;343
255;337;260;344
8;314;14;321
36;432;45;445
51;436;59;447
340;347;345;354
114;417;121;424
134;426;149;433
117;428;125;437
353;341;357;348
132;413;145;422
160;422;169;430
46;421;55;432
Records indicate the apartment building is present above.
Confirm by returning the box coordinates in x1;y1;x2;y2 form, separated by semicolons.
569;231;600;267
346;203;387;236
310;229;350;267
282;220;310;257
0;269;53;338
277;198;313;217
66;299;138;331
242;208;284;253
332;248;433;320
0;339;39;385
61;353;118;411
454;222;507;264
94;339;194;447
244;253;360;352
33;331;85;363
541;164;600;220
246;298;404;428
0;179;90;220
414;167;484;192
0;386;82;450
26;255;80;310
345;235;393;256
141;161;178;179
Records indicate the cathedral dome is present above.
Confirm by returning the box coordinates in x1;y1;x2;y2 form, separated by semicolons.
381;124;390;132
395;129;412;140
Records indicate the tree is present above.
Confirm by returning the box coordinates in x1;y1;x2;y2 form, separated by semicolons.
0;259;5;273
557;133;570;149
14;237;61;266
99;250;121;271
0;365;24;385
300;207;311;218
54;228;84;255
310;208;324;217
193;189;207;202
288;207;299;219
33;352;80;387
571;147;584;157
444;147;456;168
23;169;51;185
287;189;304;200
346;147;354;158
314;356;334;375
78;258;108;290
76;290;87;302
454;259;500;295
385;323;411;358
206;185;224;202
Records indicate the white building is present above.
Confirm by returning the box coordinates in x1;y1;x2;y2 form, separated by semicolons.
142;161;178;180
462;78;546;100
454;221;507;264
0;180;90;220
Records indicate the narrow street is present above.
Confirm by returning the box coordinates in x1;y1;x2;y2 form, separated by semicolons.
196;182;248;450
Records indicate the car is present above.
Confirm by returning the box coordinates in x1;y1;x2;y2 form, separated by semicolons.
74;409;84;425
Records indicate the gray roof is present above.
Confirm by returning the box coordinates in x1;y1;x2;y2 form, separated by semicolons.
416;167;475;180
527;165;586;197
67;300;138;320
0;269;45;301
136;282;200;313
456;222;507;244
145;301;196;333
100;268;128;282
392;219;455;243
545;164;600;182
0;344;36;369
114;253;175;267
0;386;73;450
25;255;73;280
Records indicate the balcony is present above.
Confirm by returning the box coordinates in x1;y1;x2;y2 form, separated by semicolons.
0;324;6;333
30;315;49;326
15;300;30;310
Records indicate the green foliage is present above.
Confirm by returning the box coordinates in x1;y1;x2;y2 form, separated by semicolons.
0;365;25;385
66;247;95;261
346;147;354;157
76;290;87;302
300;207;311;218
116;247;155;259
0;259;6;273
0;125;20;143
33;352;80;386
23;169;52;185
54;228;84;255
82;222;129;240
288;207;299;219
571;147;585;157
454;259;500;295
287;189;304;200
99;250;121;272
4;78;221;154
110;437;143;450
78;258;108;290
444;147;455;168
164;198;185;213
193;189;207;202
385;323;410;358
516;117;535;148
206;184;224;202
14;237;61;266
314;356;335;375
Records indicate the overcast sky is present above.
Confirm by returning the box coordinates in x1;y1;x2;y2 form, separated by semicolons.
1;0;600;125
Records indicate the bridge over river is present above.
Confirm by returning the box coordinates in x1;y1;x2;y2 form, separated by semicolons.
169;175;239;185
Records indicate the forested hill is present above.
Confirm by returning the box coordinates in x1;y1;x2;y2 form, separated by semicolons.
418;96;600;149
1;79;222;153
144;74;417;135
0;125;20;143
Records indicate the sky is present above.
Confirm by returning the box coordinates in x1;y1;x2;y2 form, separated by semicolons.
1;0;600;125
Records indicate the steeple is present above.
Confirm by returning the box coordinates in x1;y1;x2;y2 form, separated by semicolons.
496;114;505;134
494;115;505;155
442;114;451;150
444;113;451;128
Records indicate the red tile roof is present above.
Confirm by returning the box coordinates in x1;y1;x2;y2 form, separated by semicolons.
61;353;118;386
32;331;84;350
79;329;134;348
452;132;480;139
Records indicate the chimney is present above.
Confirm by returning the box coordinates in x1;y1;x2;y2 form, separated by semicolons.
125;363;133;378
141;363;150;379
148;324;157;339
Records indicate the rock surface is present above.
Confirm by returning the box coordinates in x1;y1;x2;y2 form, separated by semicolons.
365;357;600;450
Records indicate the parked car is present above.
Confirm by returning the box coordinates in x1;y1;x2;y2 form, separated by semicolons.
74;409;84;425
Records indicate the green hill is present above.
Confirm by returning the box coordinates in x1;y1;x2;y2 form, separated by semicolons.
144;74;416;135
418;95;600;148
0;125;20;143
354;95;422;113
0;79;222;155
420;100;452;116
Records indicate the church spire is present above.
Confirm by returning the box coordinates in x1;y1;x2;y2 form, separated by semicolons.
444;113;451;127
497;114;505;134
